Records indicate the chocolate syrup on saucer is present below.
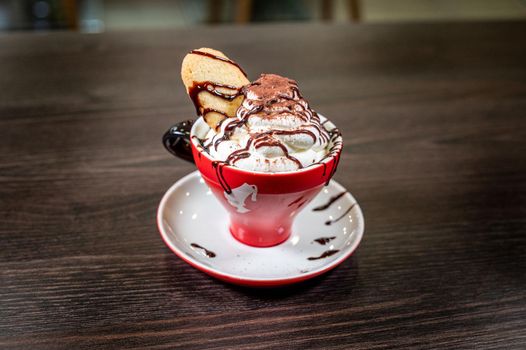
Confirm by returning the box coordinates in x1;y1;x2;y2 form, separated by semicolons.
324;203;356;226
313;237;336;245
307;250;339;260
190;243;216;258
312;191;347;211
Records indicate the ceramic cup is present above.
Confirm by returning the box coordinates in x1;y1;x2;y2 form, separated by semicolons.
163;117;342;247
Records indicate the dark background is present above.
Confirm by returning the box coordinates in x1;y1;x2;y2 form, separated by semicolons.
1;0;526;32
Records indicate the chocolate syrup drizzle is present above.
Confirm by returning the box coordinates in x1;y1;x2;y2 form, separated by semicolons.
187;81;241;122
222;133;303;169
307;250;339;260
186;49;248;127
288;196;305;207
312;191;347;211
206;75;334;172
206;120;341;195
211;161;232;194
313;236;336;245
286;196;309;209
190;243;216;258
325;203;356;226
186;50;343;194
189;49;247;77
296;199;309;209
323;128;342;186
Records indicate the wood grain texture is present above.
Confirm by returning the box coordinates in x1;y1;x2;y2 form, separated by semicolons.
1;22;526;349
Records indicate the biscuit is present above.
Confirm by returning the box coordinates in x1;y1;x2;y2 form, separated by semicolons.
181;48;249;129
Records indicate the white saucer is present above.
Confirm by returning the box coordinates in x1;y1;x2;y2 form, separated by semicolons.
157;171;364;287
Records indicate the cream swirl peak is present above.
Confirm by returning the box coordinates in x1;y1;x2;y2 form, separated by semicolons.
201;74;332;172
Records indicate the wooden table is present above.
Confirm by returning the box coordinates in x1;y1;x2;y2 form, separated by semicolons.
1;22;525;349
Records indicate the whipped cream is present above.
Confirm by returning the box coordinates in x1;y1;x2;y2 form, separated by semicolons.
201;74;333;173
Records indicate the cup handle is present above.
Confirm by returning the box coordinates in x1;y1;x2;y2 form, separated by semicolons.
162;120;195;164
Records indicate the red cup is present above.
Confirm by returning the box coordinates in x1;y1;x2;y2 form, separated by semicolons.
163;118;342;247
